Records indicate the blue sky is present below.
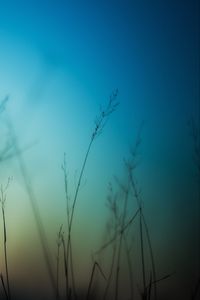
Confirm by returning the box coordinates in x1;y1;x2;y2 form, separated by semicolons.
0;0;199;299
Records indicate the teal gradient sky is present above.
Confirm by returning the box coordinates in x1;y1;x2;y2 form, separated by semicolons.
0;1;199;299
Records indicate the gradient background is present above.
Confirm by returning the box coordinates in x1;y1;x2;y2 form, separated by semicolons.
0;0;199;299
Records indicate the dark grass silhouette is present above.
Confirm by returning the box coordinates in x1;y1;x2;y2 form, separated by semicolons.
95;126;158;300
0;96;199;300
5;106;57;298
60;90;119;299
0;179;12;300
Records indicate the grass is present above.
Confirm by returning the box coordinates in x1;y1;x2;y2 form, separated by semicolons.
0;95;199;299
96;125;158;300
60;90;119;299
56;225;63;300
0;178;12;300
5;110;57;297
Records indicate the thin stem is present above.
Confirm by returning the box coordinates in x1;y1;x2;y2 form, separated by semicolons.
103;241;117;300
0;273;9;300
147;273;152;300
69;138;94;234
61;235;69;299
115;186;129;300
65;91;118;299
65;138;94;293
6;115;57;297
2;206;11;300
139;208;146;294
68;89;118;236
129;171;157;300
62;153;71;230
103;186;119;300
95;208;140;255
86;262;96;300
56;245;60;300
69;239;77;300
62;155;76;299
56;225;63;300
86;261;106;300
141;211;157;300
123;234;134;300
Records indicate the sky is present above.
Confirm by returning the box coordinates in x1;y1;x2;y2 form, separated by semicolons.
0;0;199;299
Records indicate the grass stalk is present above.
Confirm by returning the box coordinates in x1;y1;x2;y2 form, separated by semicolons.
6;114;57;297
86;261;106;300
56;225;63;300
64;91;118;298
103;185;120;300
62;155;77;299
0;181;11;300
68;90;118;236
61;233;69;299
1;206;11;300
123;234;134;300
147;273;152;300
141;211;157;300
124;125;157;300
95;208;140;255
0;273;9;300
65;138;93;297
114;185;129;300
69;241;77;299
129;171;157;300
103;243;117;300
139;208;146;295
